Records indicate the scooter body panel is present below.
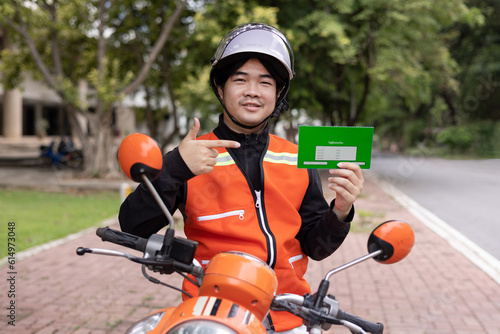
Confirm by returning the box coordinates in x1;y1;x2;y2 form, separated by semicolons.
152;297;266;334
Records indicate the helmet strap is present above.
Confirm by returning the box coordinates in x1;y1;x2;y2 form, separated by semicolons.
271;99;289;118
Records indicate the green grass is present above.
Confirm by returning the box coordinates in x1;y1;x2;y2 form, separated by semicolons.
350;209;385;233
0;189;120;259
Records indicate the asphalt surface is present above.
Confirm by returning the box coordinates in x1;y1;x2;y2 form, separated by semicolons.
371;154;500;260
0;143;499;333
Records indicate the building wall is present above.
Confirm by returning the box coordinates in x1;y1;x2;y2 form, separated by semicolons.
0;74;69;138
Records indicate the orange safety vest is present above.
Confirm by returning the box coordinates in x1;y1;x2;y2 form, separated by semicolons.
182;132;311;331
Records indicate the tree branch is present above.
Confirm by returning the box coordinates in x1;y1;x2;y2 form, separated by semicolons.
8;2;64;99
119;0;187;96
95;0;107;116
48;1;64;77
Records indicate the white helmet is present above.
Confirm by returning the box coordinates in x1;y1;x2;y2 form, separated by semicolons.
210;23;294;129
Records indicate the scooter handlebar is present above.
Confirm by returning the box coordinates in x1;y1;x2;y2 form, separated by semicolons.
96;226;148;253
337;309;384;334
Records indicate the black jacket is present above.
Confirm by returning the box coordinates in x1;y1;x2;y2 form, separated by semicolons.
119;116;352;261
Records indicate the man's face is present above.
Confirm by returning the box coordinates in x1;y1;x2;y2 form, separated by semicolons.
218;58;278;134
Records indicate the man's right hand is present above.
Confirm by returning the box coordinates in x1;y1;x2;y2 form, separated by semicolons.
178;118;240;175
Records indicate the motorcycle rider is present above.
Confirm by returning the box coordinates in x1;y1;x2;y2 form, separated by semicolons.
119;23;364;334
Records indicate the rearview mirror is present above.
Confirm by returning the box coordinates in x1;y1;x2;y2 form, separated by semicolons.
117;133;163;182
367;220;415;264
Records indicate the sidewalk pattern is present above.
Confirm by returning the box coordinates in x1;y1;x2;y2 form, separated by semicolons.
1;175;499;333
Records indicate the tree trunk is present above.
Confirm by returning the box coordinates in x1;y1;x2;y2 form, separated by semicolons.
441;88;457;126
159;51;180;150
6;0;188;178
349;72;371;125
144;86;157;139
66;105;116;177
84;110;115;177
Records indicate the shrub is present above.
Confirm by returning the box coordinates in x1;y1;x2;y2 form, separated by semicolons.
437;126;473;152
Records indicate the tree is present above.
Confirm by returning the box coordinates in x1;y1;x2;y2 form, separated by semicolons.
0;0;188;176
2;0;495;168
450;0;500;122
360;0;486;151
257;0;483;151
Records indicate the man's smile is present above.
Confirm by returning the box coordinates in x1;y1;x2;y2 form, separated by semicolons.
241;100;263;111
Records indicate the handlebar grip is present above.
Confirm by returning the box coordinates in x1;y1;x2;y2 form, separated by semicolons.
96;227;148;253
337;310;384;334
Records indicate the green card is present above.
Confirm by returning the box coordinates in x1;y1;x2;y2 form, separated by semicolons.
297;126;374;169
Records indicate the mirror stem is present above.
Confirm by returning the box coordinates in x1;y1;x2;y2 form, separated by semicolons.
325;249;382;281
141;174;175;229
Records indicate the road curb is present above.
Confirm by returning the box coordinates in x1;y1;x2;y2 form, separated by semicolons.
371;174;500;285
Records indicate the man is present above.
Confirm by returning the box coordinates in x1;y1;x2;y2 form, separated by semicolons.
119;23;364;333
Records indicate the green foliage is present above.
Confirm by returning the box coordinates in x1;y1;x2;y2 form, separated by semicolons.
436;122;500;157
0;49;27;89
2;0;499;161
0;0;97;96
470;121;500;157
87;58;133;109
437;125;474;151
453;0;500;123
255;0;485;129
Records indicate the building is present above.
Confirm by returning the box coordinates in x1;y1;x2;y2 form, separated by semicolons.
0;27;147;142
0;27;73;139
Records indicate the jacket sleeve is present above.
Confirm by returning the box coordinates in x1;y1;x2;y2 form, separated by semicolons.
296;169;353;261
118;147;194;238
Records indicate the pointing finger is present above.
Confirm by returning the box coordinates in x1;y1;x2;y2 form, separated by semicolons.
201;139;241;149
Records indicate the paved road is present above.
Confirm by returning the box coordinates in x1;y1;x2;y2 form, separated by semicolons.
370;154;500;260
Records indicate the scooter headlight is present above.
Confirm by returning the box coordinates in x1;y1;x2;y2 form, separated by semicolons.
126;312;165;334
168;320;237;334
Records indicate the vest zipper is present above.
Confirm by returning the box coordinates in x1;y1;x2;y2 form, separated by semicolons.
197;210;245;222
255;190;275;267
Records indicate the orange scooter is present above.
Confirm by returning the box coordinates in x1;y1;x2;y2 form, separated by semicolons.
77;133;415;334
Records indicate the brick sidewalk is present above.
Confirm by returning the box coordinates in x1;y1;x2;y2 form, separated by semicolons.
1;175;499;333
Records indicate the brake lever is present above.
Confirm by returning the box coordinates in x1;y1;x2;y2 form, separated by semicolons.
76;246;174;271
77;247;138;260
76;247;203;277
339;321;367;334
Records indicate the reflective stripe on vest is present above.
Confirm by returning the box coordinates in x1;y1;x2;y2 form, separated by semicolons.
216;150;298;166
